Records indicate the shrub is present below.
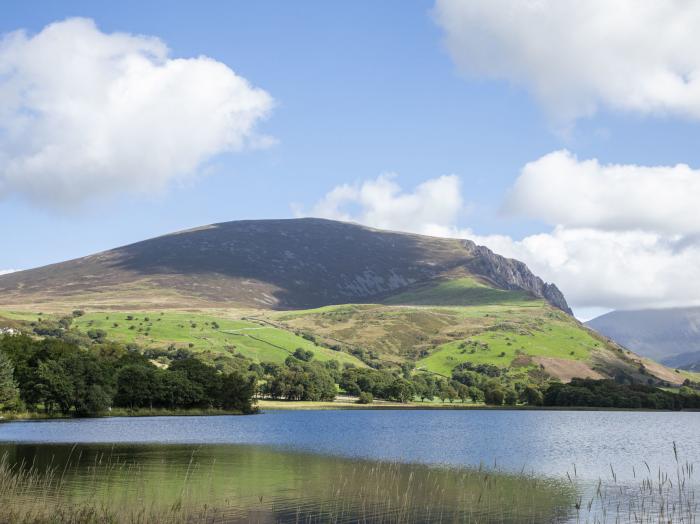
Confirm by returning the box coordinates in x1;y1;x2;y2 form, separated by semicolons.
358;391;374;404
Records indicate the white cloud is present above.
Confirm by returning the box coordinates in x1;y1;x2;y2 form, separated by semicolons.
294;173;467;238
0;269;16;276
471;227;700;311
0;18;273;207
505;150;700;235
434;0;700;123
301;166;700;313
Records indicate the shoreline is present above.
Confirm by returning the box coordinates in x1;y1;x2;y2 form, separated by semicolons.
256;399;700;412
2;401;698;422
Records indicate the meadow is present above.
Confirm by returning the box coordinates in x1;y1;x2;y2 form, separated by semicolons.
68;311;365;367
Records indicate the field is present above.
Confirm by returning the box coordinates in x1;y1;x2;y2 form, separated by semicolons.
382;276;536;307
2;310;365;367
416;314;604;377
4;303;699;386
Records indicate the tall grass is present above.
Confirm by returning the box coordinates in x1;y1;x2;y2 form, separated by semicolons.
567;442;697;523
0;445;695;523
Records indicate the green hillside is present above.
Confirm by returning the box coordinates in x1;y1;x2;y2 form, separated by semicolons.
3;301;697;387
383;277;536;307
3;310;365;368
270;301;697;386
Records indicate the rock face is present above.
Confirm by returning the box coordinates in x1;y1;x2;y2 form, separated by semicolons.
0;218;572;313
463;241;572;314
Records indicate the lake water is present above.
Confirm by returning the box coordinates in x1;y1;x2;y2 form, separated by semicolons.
0;409;698;522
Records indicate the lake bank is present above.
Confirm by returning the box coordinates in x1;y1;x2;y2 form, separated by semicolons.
0;407;248;422
256;398;700;411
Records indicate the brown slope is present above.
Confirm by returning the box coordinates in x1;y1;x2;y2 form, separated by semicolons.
0;218;571;313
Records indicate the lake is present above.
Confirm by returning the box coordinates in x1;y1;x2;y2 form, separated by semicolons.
0;409;698;522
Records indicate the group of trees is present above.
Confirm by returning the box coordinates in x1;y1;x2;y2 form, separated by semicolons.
0;335;257;416
339;367;497;404
258;358;337;401
543;378;700;410
4;320;700;414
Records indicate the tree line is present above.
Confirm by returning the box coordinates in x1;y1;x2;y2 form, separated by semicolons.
0;335;256;416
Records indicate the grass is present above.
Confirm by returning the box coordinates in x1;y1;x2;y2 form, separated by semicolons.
0;442;695;523
70;311;364;367
257;398;487;410
417;315;604;376
383;276;537;307
5;303;698;386
0;446;575;523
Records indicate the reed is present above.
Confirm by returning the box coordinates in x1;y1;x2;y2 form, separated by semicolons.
0;445;695;523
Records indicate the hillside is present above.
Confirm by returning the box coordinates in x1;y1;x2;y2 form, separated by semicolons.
0;218;570;313
1;218;695;386
587;308;700;370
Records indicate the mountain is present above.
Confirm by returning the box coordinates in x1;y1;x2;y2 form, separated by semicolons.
587;308;700;370
0;218;571;313
2;218;694;386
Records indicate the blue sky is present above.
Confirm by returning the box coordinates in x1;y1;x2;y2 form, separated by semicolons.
3;1;700;316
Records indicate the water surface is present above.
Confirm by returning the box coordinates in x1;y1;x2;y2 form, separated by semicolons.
0;410;697;522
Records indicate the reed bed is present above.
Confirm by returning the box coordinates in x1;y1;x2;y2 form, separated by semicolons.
0;445;695;523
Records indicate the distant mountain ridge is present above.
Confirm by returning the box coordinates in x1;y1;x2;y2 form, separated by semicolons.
0;218;571;313
587;307;700;370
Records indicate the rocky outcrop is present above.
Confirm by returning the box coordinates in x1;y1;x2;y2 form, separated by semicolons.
463;240;573;315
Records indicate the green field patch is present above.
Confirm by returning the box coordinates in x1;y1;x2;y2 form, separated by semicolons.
417;318;602;376
383;277;537;307
72;312;364;367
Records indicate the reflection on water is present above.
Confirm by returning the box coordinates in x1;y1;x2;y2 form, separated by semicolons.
0;443;574;523
0;410;698;522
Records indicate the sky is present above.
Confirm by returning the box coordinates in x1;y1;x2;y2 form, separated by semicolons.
3;1;700;320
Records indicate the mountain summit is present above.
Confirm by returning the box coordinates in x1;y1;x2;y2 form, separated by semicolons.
0;218;571;313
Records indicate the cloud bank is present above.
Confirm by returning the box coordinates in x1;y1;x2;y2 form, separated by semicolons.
434;0;700;123
0;18;273;207
301;156;700;312
295;173;467;238
506;150;700;235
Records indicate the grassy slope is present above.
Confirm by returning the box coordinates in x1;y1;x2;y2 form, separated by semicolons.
4;282;699;385
416;314;603;376
383;277;536;307
269;279;700;385
5;310;364;367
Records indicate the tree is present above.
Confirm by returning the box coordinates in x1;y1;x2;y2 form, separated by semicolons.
0;350;19;410
219;372;257;413
358;391;373;404
388;378;415;403
36;360;74;414
521;386;544;406
155;370;204;408
445;385;458;403
292;348;314;362
456;383;470;403
504;388;518;406
169;358;222;406
483;384;505;406
115;365;157;408
468;386;484;404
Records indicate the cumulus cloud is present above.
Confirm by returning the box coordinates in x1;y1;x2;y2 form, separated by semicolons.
433;0;700;123
301;165;700;313
294;173;468;238
0;18;273;206
471;228;700;311
0;269;17;276
505;150;700;235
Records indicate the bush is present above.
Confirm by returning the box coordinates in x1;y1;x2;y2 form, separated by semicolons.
358;391;374;404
